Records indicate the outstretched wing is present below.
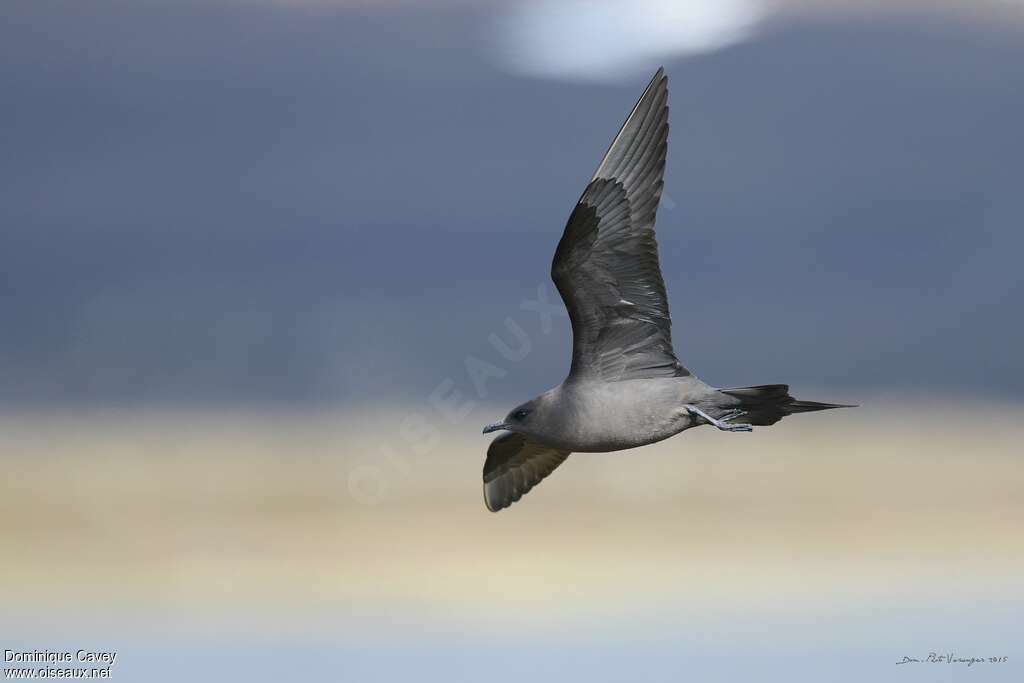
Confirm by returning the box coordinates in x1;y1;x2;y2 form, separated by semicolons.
483;432;571;512
552;67;688;383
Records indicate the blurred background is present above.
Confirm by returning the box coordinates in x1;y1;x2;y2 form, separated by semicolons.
1;0;1022;680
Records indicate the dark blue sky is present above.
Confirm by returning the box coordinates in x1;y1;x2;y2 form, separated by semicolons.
2;1;1023;406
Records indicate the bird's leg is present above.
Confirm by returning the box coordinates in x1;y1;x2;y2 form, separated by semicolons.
684;405;753;432
715;409;746;422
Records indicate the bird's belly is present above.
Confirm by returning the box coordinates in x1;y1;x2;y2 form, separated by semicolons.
571;420;688;452
564;384;696;452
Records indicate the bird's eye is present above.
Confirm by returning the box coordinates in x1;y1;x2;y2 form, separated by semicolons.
512;408;530;421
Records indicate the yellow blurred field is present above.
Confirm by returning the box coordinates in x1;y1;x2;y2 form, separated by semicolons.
2;400;1022;625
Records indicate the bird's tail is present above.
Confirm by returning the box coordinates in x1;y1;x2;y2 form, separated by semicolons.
719;384;854;426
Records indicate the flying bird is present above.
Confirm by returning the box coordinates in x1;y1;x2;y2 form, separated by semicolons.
481;68;852;512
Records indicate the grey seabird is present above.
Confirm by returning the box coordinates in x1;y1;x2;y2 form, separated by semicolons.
482;67;852;512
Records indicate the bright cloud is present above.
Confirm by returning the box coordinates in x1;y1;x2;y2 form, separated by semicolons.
491;0;766;82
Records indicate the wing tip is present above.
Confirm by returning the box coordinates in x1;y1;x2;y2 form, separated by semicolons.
483;482;513;513
483;490;501;513
653;66;667;87
590;67;669;183
645;66;667;98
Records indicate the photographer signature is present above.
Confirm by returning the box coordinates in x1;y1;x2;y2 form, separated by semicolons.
897;652;1008;666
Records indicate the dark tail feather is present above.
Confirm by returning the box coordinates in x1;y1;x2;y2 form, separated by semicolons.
720;384;855;426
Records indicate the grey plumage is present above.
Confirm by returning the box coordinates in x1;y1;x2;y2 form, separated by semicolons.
482;68;852;513
553;69;684;383
483;433;570;512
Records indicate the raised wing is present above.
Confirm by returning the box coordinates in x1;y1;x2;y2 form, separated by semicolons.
552;67;688;383
483;432;570;512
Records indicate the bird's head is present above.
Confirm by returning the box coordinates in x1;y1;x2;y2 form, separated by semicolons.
482;395;549;437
